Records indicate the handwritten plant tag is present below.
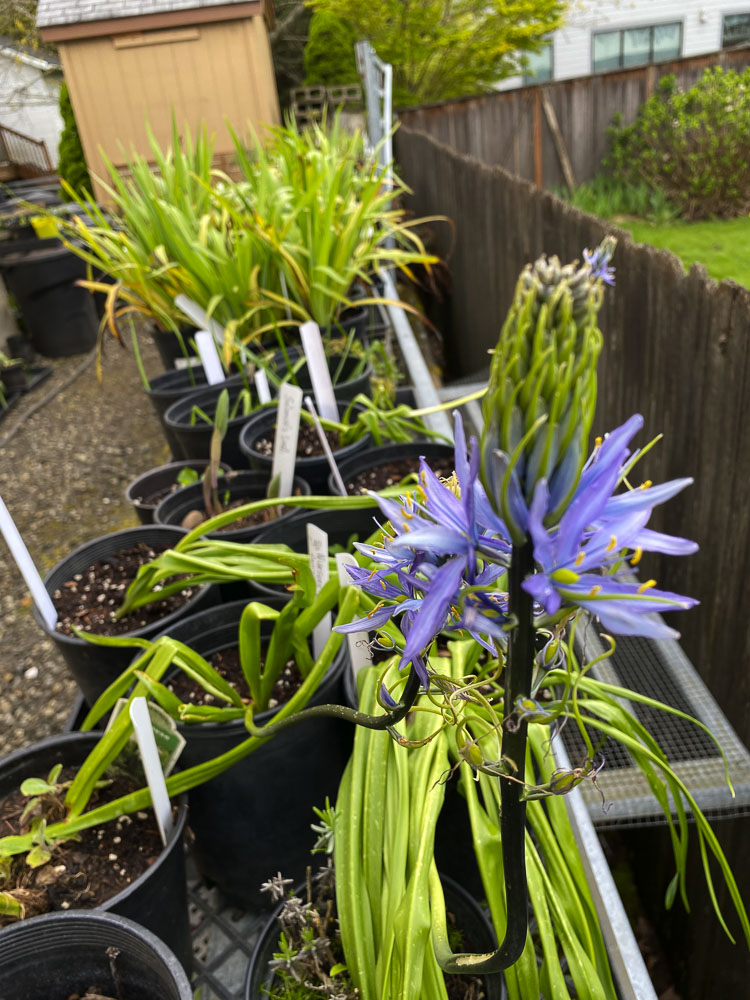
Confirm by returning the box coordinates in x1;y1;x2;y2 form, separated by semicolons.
299;321;338;423
272;383;303;498
0;496;57;630
129;697;175;847
307;523;332;659
194;331;226;385
336;553;373;676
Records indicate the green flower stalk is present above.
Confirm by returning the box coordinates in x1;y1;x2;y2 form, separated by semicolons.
481;238;615;543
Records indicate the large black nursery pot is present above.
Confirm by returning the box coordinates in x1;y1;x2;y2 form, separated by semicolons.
154;468;311;542
144;365;208;458
0;243;98;357
150;598;353;908
33;525;217;706
0;731;192;975
164;379;257;466
125;458;232;525
330;440;456;494
0;911;192;1000
239;399;370;494
268;345;373;400
244;874;506;999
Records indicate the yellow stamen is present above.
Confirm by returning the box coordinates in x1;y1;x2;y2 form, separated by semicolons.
605;535;618;553
380;580;387;591
587;585;602;598
637;579;657;594
630;546;643;565
574;551;585;567
367;567;379;581
402;509;413;520
640;480;652;490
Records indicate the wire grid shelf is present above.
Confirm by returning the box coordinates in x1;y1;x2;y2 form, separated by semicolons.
564;618;750;828
188;859;267;1000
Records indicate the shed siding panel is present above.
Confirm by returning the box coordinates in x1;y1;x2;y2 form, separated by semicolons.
60;16;279;200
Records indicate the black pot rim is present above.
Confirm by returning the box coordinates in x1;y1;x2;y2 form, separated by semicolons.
0;909;193;999
0;730;189;917
163;380;257;432
238;399;370;469
330;441;456;493
33;525;212;648
153;470;311;538
125;459;233;511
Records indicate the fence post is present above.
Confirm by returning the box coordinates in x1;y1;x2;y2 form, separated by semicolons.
533;88;543;188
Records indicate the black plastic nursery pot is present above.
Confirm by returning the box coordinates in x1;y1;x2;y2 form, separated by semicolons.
0;244;98;357
149;322;199;371
149;599;354;908
143;365;209;458
0;911;192;1000
164;379;257;467
238;399;370;494
33;525;217;706
244;874;506;1000
251;503;381;600
0;361;28;392
0;732;192;975
330;440;456;494
268;345;373;400
125;458;232;525
154;469;311;542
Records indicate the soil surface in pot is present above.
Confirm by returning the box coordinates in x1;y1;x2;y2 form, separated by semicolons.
52;543;196;638
167;646;300;710
346;457;456;494
0;768;170;925
253;422;340;459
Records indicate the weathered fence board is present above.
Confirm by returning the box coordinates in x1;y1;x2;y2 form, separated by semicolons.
394;123;750;999
398;47;750;188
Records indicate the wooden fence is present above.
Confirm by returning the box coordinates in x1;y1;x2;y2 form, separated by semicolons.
394;124;750;996
398;46;750;189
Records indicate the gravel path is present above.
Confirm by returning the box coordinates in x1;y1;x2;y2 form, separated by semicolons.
0;335;172;757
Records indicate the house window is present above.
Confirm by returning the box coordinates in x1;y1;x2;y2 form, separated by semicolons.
723;14;750;48
524;41;553;84
592;22;682;72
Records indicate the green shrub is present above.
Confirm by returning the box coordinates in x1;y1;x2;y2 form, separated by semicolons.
303;11;359;87
606;67;750;220
57;82;92;199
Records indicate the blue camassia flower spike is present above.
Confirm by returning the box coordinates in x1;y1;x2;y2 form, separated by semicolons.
583;240;616;286
522;413;698;638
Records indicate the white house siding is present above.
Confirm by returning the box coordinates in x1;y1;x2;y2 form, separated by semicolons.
0;51;63;166
499;0;750;90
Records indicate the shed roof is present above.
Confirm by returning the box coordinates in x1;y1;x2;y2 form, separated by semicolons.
36;0;257;29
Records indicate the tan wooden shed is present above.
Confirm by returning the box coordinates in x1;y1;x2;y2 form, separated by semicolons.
36;0;280;200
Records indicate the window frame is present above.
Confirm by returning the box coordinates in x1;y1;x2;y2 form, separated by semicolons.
722;12;750;49
591;20;683;74
523;37;554;85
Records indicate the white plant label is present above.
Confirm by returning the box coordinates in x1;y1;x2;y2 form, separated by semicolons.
129;697;174;847
307;523;331;660
304;396;347;496
272;383;303;498
174;294;225;344
194;331;226;385
299;321;338;423
336;553;373;676
254;368;272;404
0;496;57;630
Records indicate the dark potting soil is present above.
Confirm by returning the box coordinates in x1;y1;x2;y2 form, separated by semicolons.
167;645;302;709
346;457;456;494
52;543;196;638
0;768;169;925
253;421;341;459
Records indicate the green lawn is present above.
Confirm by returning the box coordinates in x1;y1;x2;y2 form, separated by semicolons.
617;215;750;288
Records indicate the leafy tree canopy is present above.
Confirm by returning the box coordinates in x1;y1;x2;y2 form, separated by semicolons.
306;0;566;105
0;0;55;55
